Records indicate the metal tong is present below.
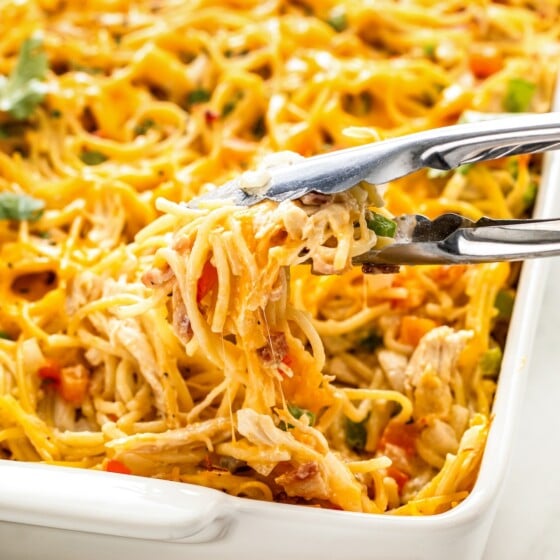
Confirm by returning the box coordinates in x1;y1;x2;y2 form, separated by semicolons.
189;113;560;266
352;214;560;267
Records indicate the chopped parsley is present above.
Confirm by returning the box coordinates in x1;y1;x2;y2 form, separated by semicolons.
186;88;211;105
80;150;108;166
345;417;368;452
222;91;244;117
133;118;156;136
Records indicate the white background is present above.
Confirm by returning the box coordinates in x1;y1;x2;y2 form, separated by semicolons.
484;258;560;560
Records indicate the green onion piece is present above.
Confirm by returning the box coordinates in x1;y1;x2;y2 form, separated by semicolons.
287;403;316;426
366;213;397;238
423;44;436;58
187;88;211;105
0;332;12;340
80;150;108;166
326;13;348;32
494;289;515;320
480;346;502;377
457;163;473;175
522;181;538;209
50;108;62;119
507;159;519;179
0;193;44;222
503;78;536;113
345;417;368;452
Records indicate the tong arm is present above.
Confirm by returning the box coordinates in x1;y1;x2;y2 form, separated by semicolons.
190;113;560;207
353;214;560;266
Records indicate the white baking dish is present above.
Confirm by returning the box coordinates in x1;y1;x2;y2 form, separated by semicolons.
2;118;560;560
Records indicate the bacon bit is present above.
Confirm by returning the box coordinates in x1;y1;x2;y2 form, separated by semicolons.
201;454;213;470
300;192;331;206
197;260;218;303
60;365;89;405
105;459;132;475
204;109;219;124
362;263;400;275
256;332;288;366
281;353;293;368
387;465;410;492
379;421;418;457
141;264;174;287
38;361;61;386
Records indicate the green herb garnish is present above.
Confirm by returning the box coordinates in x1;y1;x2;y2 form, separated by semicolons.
222;91;244;117
345;417;368;452
287;403;315;425
522;181;538;209
503;78;536;113
457;163;474;175
187;88;211;105
366;213;397;237
326;12;348;32
279;403;316;430
80;150;108;166
133;118;156;136
50;108;62;119
0;37;48;120
0;332;12;340
0;193;44;222
423;43;436;58
358;331;383;352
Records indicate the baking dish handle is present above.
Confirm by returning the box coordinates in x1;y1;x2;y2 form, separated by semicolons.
0;461;233;542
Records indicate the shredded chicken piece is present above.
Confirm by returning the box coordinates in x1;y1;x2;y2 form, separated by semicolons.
404;326;473;421
141;264;174;287
377;349;408;392
106;417;231;455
